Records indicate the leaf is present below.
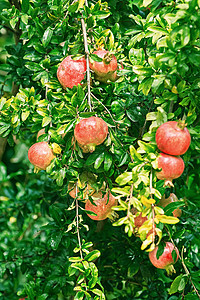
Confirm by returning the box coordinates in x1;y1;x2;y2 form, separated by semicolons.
0;124;10;135
69;257;82;262
22;0;29;13
94;153;104;169
104;152;113;172
130;145;143;161
141;196;155;208
42;116;52;127
155;215;179;224
21;110;30;122
143;0;153;7
138;77;154;95
169;274;184;295
84;250;101;262
115;172;132;186
42;27;53;47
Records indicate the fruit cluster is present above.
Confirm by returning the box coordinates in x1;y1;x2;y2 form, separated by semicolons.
155;120;191;187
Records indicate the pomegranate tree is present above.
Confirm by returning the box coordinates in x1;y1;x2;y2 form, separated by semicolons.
74;116;108;152
149;242;179;274
28;142;55;170
159;193;182;218
156;121;191;156
85;192;117;221
57;55;86;89
156;153;185;187
90;49;118;82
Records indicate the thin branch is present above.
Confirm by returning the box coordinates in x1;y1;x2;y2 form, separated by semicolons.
91;92;116;124
75;184;83;260
81;16;92;112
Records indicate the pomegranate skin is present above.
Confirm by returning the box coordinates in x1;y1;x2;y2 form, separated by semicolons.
85;192;117;221
57;55;86;89
28;142;55;170
74;117;108;152
90;49;118;79
149;242;179;270
156;153;185;187
156;121;191;156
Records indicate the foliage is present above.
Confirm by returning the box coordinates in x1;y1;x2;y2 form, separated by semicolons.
0;0;200;299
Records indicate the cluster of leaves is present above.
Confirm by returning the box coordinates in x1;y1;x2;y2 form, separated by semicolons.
0;0;200;299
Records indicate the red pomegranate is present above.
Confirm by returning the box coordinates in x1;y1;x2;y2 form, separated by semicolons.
28;142;55;170
85;192;117;221
74;117;108;152
159;193;182;218
90;49;118;81
149;242;179;274
156;153;185;187
57;55;86;89
156;121;191;156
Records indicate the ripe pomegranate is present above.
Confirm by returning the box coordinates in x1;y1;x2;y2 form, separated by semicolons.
85;192;117;221
57;55;86;89
90;49;118;82
156;121;191;156
28;142;55;170
74;117;108;152
149;242;179;274
159;193;182;218
156;153;185;187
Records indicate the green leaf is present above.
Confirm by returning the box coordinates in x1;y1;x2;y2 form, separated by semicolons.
0;124;10;135
143;0;153;7
169;274;184;295
69;257;82;262
94;153;104;169
115;172;132;186
104;152;112;172
22;0;29;13
42;116;52;127
42;27;53;47
84;250;101;262
138;77;154;96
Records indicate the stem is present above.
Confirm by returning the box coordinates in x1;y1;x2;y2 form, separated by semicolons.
91;92;116;124
81;15;92;112
150;169;156;243
75;184;83;260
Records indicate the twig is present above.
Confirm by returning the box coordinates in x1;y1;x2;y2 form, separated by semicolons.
91;92;116;124
81;15;92;112
75;184;83;260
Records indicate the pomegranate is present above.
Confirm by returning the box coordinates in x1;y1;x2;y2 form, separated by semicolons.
74;117;108;152
156;153;185;187
159;193;182;218
149;242;179;274
156;121;191;156
85;192;117;221
90;49;118;81
57;55;86;89
28;142;55;170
